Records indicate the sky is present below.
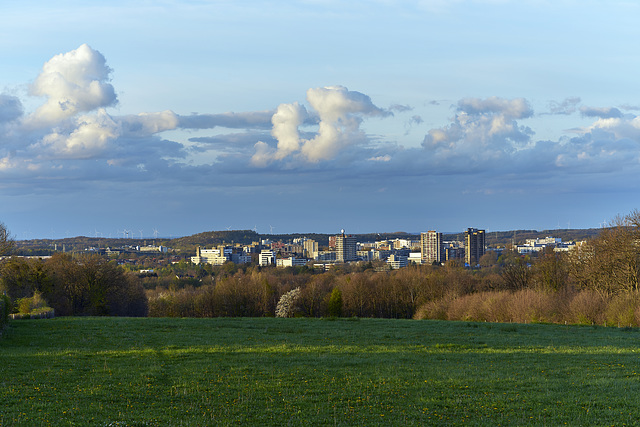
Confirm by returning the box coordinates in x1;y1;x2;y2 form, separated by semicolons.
2;0;640;239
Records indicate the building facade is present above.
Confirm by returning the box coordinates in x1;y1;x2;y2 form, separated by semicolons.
421;231;443;264
259;250;276;266
335;231;357;262
387;254;408;270
464;228;486;266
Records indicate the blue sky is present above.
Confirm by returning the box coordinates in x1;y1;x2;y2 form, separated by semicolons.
2;0;640;239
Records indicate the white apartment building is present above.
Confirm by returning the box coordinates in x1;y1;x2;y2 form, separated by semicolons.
259;250;276;266
276;257;309;267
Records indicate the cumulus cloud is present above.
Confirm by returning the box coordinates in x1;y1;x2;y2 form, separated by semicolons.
251;85;389;166
27;44;117;127
7;44;640;206
35;109;119;159
422;96;534;164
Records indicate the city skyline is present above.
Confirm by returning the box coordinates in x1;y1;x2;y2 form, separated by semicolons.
2;1;640;239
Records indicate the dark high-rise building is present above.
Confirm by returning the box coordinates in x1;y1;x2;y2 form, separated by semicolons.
335;230;357;262
465;228;485;266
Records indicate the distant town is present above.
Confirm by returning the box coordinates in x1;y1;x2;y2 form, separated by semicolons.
11;227;593;272
188;229;586;271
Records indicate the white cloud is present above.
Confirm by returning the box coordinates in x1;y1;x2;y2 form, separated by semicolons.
250;141;274;167
271;102;307;160
35;109;119;159
251;85;389;166
27;44;117;127
422;96;534;163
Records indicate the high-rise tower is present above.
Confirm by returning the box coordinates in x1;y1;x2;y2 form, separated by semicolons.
421;231;443;264
465;228;485;266
335;230;357;262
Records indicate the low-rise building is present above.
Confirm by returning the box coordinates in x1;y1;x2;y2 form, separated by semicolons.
191;246;230;265
276;257;309;267
387;254;408;270
259;250;276;266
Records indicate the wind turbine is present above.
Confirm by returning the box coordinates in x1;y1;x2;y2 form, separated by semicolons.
153;228;159;239
253;225;258;233
226;226;232;231
269;225;275;234
139;229;144;239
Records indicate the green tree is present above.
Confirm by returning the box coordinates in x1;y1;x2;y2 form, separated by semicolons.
327;287;343;317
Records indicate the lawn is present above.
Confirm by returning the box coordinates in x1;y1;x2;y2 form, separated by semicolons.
1;317;640;426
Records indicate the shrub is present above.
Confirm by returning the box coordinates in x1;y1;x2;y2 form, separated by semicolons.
507;289;561;324
606;292;640;327
565;290;606;325
17;291;48;314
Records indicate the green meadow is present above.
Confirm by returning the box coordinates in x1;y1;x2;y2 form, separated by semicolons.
1;318;640;426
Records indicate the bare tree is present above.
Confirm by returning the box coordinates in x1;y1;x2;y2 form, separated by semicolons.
0;222;14;257
567;211;640;297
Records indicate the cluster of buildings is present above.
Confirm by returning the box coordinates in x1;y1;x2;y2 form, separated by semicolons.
190;228;492;270
515;237;583;254
88;244;170;256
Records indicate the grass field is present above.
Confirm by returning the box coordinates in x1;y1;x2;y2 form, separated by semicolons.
2;317;640;426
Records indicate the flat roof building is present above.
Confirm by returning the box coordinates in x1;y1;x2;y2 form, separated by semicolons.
335;230;357;262
465;228;486;266
421;231;443;264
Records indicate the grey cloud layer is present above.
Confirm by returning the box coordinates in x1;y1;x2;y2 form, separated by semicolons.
2;44;640;197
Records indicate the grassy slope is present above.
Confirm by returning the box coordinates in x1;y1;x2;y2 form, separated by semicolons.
1;317;640;426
